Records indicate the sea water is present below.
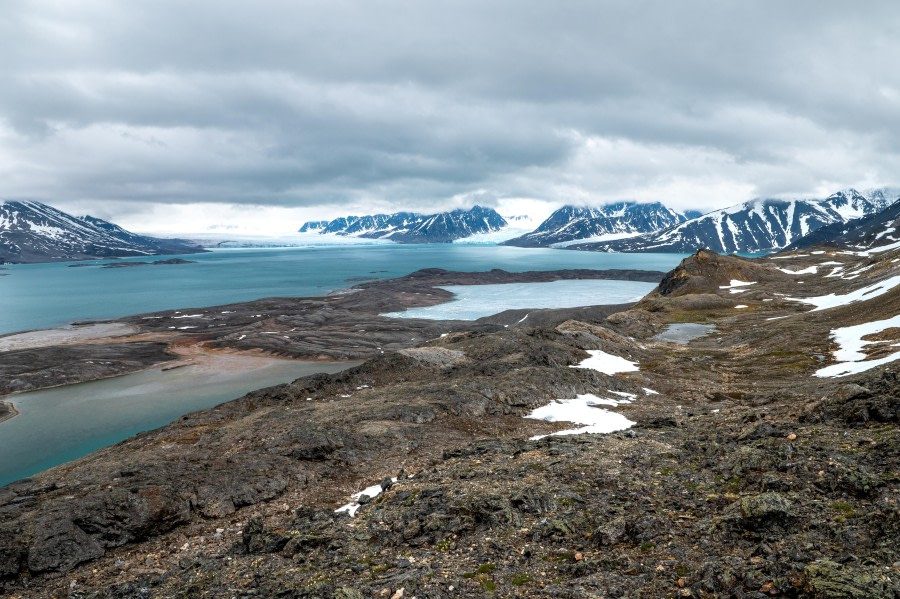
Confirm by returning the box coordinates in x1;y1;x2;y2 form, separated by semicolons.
0;245;685;335
0;245;685;485
0;359;360;487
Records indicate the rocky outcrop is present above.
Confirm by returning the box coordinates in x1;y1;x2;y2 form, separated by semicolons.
651;249;788;297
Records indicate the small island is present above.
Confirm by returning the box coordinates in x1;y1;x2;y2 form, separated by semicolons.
68;258;197;269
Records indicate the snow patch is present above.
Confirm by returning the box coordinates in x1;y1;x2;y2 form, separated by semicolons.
550;231;642;248
777;266;817;275
526;394;635;440
815;314;900;377
720;280;756;289
786;275;900;311
335;478;399;517
571;349;639;374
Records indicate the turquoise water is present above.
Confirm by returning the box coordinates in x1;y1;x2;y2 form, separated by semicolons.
0;359;359;487
0;245;684;487
0;245;684;336
385;279;657;320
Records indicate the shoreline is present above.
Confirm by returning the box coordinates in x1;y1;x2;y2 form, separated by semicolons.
0;400;19;425
0;267;665;421
0;345;361;405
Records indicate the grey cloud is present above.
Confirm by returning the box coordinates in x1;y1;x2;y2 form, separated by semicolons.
1;0;900;219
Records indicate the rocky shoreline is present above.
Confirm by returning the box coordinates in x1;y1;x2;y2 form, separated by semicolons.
0;401;17;424
0;268;661;400
1;254;898;597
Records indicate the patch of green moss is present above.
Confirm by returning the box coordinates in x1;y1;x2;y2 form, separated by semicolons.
832;501;859;518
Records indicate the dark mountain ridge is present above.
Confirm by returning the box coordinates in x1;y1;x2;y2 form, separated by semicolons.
571;189;897;254
503;201;697;247
298;205;507;243
787;198;900;251
0;200;205;264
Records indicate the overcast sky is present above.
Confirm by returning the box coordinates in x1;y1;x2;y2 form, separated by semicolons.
2;1;899;236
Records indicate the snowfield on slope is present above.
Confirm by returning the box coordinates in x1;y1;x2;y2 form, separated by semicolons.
787;274;900;311
815;314;900;378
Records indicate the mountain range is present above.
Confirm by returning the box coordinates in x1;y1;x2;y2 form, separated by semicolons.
298;206;507;243
786;196;900;252
565;189;897;254
5;188;900;263
503;202;702;247
0;200;204;264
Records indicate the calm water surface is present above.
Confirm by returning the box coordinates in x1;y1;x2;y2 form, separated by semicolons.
0;359;358;487
0;245;685;486
653;323;717;344
0;245;685;335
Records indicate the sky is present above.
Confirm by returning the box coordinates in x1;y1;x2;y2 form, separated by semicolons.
2;1;900;237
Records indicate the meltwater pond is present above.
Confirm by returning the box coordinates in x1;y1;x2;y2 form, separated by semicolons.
383;279;657;320
0;357;359;487
653;323;716;344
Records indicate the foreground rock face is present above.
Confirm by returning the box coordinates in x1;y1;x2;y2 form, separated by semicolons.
1;249;899;597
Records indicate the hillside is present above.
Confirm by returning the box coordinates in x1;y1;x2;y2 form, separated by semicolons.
788;199;900;252
0;201;204;264
298;206;508;243
571;189;896;254
1;242;899;596
503;202;698;247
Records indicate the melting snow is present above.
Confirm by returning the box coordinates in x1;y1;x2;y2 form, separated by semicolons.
852;239;900;256
571;349;639;374
786;275;900;311
335;478;398;517
720;280;757;293
777;266;817;275
720;279;756;289
734;305;749;309
526;394;635;440
815;314;900;377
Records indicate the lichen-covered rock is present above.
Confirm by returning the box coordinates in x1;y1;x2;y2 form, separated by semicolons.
27;514;104;574
722;492;794;530
804;560;899;598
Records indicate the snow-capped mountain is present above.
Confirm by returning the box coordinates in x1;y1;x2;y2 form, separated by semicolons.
573;189;897;254
0;200;205;264
503;202;700;247
787;197;900;252
297;206;508;243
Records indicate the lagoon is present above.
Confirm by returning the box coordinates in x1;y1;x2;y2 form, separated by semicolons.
0;245;684;486
0;356;359;487
0;245;685;336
